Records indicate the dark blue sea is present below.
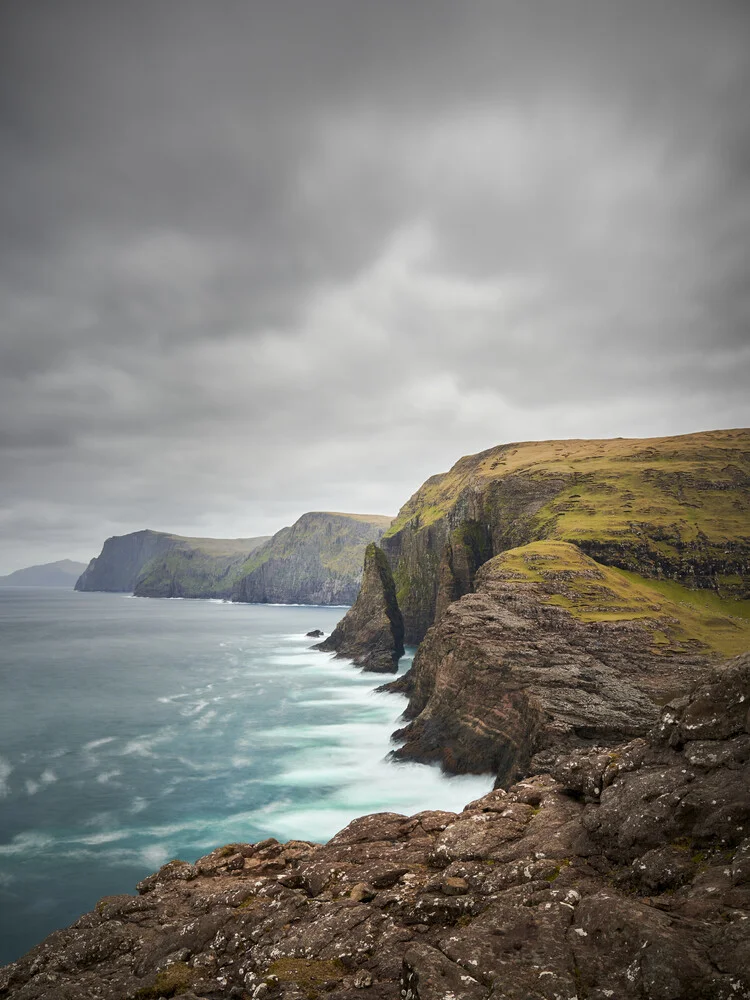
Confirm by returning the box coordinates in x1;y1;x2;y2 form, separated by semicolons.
0;589;491;965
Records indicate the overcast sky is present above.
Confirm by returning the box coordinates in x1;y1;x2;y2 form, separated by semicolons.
1;1;748;572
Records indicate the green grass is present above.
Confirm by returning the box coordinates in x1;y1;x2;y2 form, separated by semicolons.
132;962;197;998
238;512;392;579
264;958;345;992
385;429;750;543
489;540;750;658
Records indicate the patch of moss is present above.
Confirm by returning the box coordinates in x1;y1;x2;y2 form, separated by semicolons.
264;958;346;992
382;429;750;599
131;962;197;998
489;540;750;658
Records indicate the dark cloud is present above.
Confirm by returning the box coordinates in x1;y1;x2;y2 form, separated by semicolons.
1;0;748;572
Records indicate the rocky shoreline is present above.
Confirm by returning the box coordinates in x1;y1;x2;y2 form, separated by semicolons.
2;653;748;999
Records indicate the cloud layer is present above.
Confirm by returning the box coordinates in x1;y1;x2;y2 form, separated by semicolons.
1;1;748;571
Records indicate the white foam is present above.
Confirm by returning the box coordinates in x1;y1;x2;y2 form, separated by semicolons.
25;780;39;796
140;844;171;868
0;832;54;856
96;770;122;784
40;769;57;785
120;732;174;758
193;709;218;730
83;737;116;751
180;700;210;717
79;830;128;846
0;756;11;799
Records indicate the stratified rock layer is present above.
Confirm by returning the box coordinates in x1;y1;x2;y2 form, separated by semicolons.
315;543;404;672
2;654;748;1000
385;541;739;784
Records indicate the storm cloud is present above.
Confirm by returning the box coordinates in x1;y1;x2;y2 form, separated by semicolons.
1;0;748;572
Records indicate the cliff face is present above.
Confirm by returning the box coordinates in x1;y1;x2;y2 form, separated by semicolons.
75;532;269;597
385;540;750;784
233;512;393;606
315;543;405;672
3;654;748;999
382;428;750;644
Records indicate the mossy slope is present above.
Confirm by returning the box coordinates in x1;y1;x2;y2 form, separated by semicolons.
381;428;750;642
233;512;393;606
490;540;750;659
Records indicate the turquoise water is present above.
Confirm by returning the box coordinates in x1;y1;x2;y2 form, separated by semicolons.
0;589;492;964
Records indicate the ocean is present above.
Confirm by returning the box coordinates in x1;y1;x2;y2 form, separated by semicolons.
0;588;492;965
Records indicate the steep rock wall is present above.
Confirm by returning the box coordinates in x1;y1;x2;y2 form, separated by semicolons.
385;540;750;785
233;512;392;606
315;543;405;672
381;429;750;644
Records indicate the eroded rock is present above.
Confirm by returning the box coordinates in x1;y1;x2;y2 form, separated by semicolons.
315;543;404;672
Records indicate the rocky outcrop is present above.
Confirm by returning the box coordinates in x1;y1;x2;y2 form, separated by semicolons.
315;543;405;672
3;654;748;999
233;513;393;607
385;540;750;784
75;531;269;598
380;428;750;644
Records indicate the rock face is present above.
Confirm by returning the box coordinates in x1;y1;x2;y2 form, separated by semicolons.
385;541;750;784
74;513;393;604
0;559;87;588
3;654;748;1000
233;513;393;607
315;544;405;672
380;428;750;644
75;531;270;598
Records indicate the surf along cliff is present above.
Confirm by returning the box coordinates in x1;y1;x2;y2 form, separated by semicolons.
324;428;750;783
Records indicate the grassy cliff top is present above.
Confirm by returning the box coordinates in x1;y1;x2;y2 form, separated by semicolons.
384;428;750;549
485;540;750;659
238;511;393;578
308;512;394;526
165;534;270;557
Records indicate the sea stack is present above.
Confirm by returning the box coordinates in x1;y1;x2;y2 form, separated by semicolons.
315;543;405;672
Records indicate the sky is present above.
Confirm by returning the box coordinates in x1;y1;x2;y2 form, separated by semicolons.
1;0;749;573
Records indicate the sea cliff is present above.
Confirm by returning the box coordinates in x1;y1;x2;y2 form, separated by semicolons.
381;428;750;644
75;512;392;605
75;531;269;599
233;513;393;606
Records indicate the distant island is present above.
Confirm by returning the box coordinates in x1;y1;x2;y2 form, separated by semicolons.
75;512;393;604
0;559;88;588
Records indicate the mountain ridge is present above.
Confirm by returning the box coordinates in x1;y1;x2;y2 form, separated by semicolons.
0;559;88;588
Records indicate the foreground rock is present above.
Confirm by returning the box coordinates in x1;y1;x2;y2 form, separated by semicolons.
315;544;404;672
3;654;748;1000
385;541;743;784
